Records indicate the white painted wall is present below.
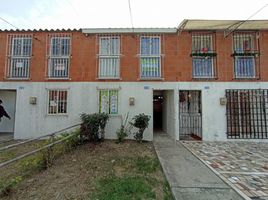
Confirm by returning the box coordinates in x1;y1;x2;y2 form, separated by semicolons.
0;90;16;133
0;81;267;141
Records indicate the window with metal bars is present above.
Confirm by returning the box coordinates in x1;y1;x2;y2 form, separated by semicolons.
232;33;259;78
140;36;161;78
191;34;216;78
226;89;268;139
48;34;71;78
6;34;32;78
48;90;68;114
99;90;118;114
98;36;120;78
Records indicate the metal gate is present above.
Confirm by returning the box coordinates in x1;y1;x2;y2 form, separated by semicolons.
179;90;202;140
226;89;268;139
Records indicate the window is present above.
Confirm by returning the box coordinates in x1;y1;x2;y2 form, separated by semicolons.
191;34;216;78
48;90;68;114
232;33;257;78
99;36;120;78
99;90;118;114
48;35;71;78
140;36;161;78
7;35;32;78
192;58;214;78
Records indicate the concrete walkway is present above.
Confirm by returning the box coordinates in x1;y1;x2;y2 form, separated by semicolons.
154;134;244;200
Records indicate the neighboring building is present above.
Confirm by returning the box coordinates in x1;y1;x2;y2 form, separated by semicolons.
0;20;267;141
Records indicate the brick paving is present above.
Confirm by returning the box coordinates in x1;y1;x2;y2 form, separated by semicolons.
181;141;268;200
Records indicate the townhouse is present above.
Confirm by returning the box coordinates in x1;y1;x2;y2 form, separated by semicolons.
0;19;267;141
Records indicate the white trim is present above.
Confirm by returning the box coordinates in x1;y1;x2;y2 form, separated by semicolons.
83;28;177;34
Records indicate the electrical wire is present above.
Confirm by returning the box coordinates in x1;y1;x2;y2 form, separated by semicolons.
0;16;19;29
128;0;134;32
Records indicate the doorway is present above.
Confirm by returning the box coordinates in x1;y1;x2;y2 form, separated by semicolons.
153;91;164;132
179;90;202;140
0;90;16;137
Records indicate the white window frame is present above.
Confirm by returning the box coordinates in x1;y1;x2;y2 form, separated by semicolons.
98;89;119;115
47;89;68;115
140;36;161;79
48;35;71;79
233;33;254;53
98;36;120;79
192;57;214;78
234;56;256;79
7;35;32;79
192;35;213;53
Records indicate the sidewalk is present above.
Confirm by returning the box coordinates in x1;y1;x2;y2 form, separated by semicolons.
154;134;244;200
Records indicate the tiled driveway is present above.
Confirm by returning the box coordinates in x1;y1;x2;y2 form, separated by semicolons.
181;141;268;200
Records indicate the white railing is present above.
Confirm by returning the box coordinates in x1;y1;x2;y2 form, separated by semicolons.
140;56;161;78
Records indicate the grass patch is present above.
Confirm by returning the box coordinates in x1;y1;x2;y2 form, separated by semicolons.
91;175;156;200
135;156;160;174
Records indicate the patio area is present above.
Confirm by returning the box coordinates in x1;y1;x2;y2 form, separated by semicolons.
181;141;268;200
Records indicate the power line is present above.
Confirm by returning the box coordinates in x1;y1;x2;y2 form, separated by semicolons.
0;16;19;29
128;0;134;32
224;3;268;37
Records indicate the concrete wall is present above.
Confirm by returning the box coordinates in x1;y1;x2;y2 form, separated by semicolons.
0;90;16;133
0;81;267;141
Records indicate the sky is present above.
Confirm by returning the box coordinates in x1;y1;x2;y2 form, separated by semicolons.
0;0;267;29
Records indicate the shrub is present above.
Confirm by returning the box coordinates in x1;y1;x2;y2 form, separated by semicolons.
80;113;109;143
131;113;151;142
116;113;133;143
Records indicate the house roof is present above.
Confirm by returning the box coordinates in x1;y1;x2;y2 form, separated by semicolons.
0;28;81;33
82;28;177;34
178;19;268;31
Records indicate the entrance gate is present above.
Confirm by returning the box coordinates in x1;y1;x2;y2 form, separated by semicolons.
179;90;202;140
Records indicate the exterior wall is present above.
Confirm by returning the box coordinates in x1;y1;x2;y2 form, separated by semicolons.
0;31;267;82
0;81;267;141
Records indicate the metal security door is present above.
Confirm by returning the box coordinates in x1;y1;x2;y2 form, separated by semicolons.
179;90;202;140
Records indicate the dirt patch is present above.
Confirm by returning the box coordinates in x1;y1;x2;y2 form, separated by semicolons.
2;140;172;200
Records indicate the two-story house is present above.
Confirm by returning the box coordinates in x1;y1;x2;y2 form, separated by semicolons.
0;19;267;141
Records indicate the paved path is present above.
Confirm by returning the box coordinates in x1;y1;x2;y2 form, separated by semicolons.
154;134;244;200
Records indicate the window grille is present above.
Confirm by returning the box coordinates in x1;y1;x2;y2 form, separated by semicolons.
226;89;268;139
232;33;259;78
140;36;161;78
98;36;120;78
191;33;216;78
6;34;32;78
47;34;71;78
99;90;118;114
48;90;68;114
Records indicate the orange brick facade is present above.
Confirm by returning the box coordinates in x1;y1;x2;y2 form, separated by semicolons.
0;30;267;82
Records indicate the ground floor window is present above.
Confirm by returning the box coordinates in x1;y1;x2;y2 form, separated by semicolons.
99;90;118;114
226;89;268;139
48;90;68;114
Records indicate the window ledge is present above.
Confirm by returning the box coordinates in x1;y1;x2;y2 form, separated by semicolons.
46;77;71;80
138;77;164;81
97;77;122;80
192;77;218;81
4;77;30;81
46;114;69;117
233;77;258;81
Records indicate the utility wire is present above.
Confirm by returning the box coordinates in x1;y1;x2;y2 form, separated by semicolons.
128;0;134;32
0;16;19;29
225;3;268;37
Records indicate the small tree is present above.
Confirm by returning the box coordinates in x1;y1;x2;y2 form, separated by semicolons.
131;113;151;142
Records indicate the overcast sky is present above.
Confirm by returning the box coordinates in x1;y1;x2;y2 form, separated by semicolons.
0;0;267;29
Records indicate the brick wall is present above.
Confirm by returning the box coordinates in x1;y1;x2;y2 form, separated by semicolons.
0;30;267;82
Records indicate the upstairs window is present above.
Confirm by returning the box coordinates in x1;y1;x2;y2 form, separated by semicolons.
6;34;32;78
140;36;161;78
232;33;258;78
47;34;71;78
98;36;120;79
191;34;216;78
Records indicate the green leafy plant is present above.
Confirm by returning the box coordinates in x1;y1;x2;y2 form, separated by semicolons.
0;176;22;197
116;112;133;143
130;113;151;142
80;113;109;143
